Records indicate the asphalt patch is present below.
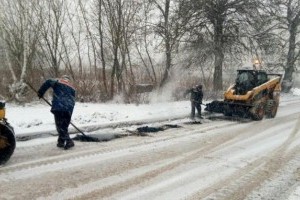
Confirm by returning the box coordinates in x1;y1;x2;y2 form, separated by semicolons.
183;121;202;125
127;124;182;136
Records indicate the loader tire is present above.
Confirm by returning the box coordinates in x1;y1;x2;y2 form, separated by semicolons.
250;102;265;121
0;122;16;165
265;100;278;118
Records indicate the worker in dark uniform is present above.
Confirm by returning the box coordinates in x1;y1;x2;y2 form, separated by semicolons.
185;85;204;119
38;75;76;150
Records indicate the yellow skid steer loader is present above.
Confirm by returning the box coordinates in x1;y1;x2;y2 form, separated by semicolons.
205;69;283;120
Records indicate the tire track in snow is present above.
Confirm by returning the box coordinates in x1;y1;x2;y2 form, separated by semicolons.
0;121;239;199
107;117;297;200
0;101;300;199
37;114;299;199
0;120;233;174
0;121;236;182
188;114;300;200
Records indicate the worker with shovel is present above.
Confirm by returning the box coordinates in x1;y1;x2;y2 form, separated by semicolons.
185;84;203;120
37;75;76;150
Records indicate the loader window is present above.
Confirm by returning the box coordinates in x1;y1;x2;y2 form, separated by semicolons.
236;72;254;84
235;71;255;94
257;72;268;85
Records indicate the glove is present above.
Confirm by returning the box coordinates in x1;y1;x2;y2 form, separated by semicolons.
37;93;43;99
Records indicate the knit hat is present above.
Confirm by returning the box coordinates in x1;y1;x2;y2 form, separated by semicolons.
61;75;71;81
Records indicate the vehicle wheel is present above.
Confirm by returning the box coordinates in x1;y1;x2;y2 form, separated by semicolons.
265;100;278;118
250;102;265;120
0;122;16;165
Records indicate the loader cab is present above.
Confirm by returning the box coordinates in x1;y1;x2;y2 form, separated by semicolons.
257;71;268;85
235;69;268;95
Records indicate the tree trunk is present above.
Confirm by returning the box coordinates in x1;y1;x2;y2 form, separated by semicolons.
98;0;109;96
284;23;297;82
3;31;17;82
110;47;119;99
160;41;172;87
159;0;171;88
213;17;224;91
213;48;224;91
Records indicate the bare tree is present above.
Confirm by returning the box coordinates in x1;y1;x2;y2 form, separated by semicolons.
150;0;187;88
66;2;84;77
102;0;123;98
135;0;158;85
269;0;300;91
35;0;68;78
88;0;110;99
152;0;171;88
180;0;265;90
0;0;41;101
96;0;142;99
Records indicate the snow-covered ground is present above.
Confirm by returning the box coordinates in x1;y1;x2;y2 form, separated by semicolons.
7;99;191;137
1;88;300;200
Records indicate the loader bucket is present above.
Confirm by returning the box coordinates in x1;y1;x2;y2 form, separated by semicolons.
205;100;253;117
205;100;226;113
0;122;16;165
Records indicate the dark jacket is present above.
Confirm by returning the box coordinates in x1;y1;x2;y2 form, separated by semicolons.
38;79;76;114
185;88;203;104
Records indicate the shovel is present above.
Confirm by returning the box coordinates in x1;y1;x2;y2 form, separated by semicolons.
26;82;100;142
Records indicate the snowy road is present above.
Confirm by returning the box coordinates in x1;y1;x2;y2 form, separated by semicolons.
1;97;300;200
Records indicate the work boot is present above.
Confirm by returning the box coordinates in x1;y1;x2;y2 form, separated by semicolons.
57;139;64;148
197;113;203;119
64;140;74;150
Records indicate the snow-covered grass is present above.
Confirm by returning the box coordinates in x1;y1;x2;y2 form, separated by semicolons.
6;100;191;137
